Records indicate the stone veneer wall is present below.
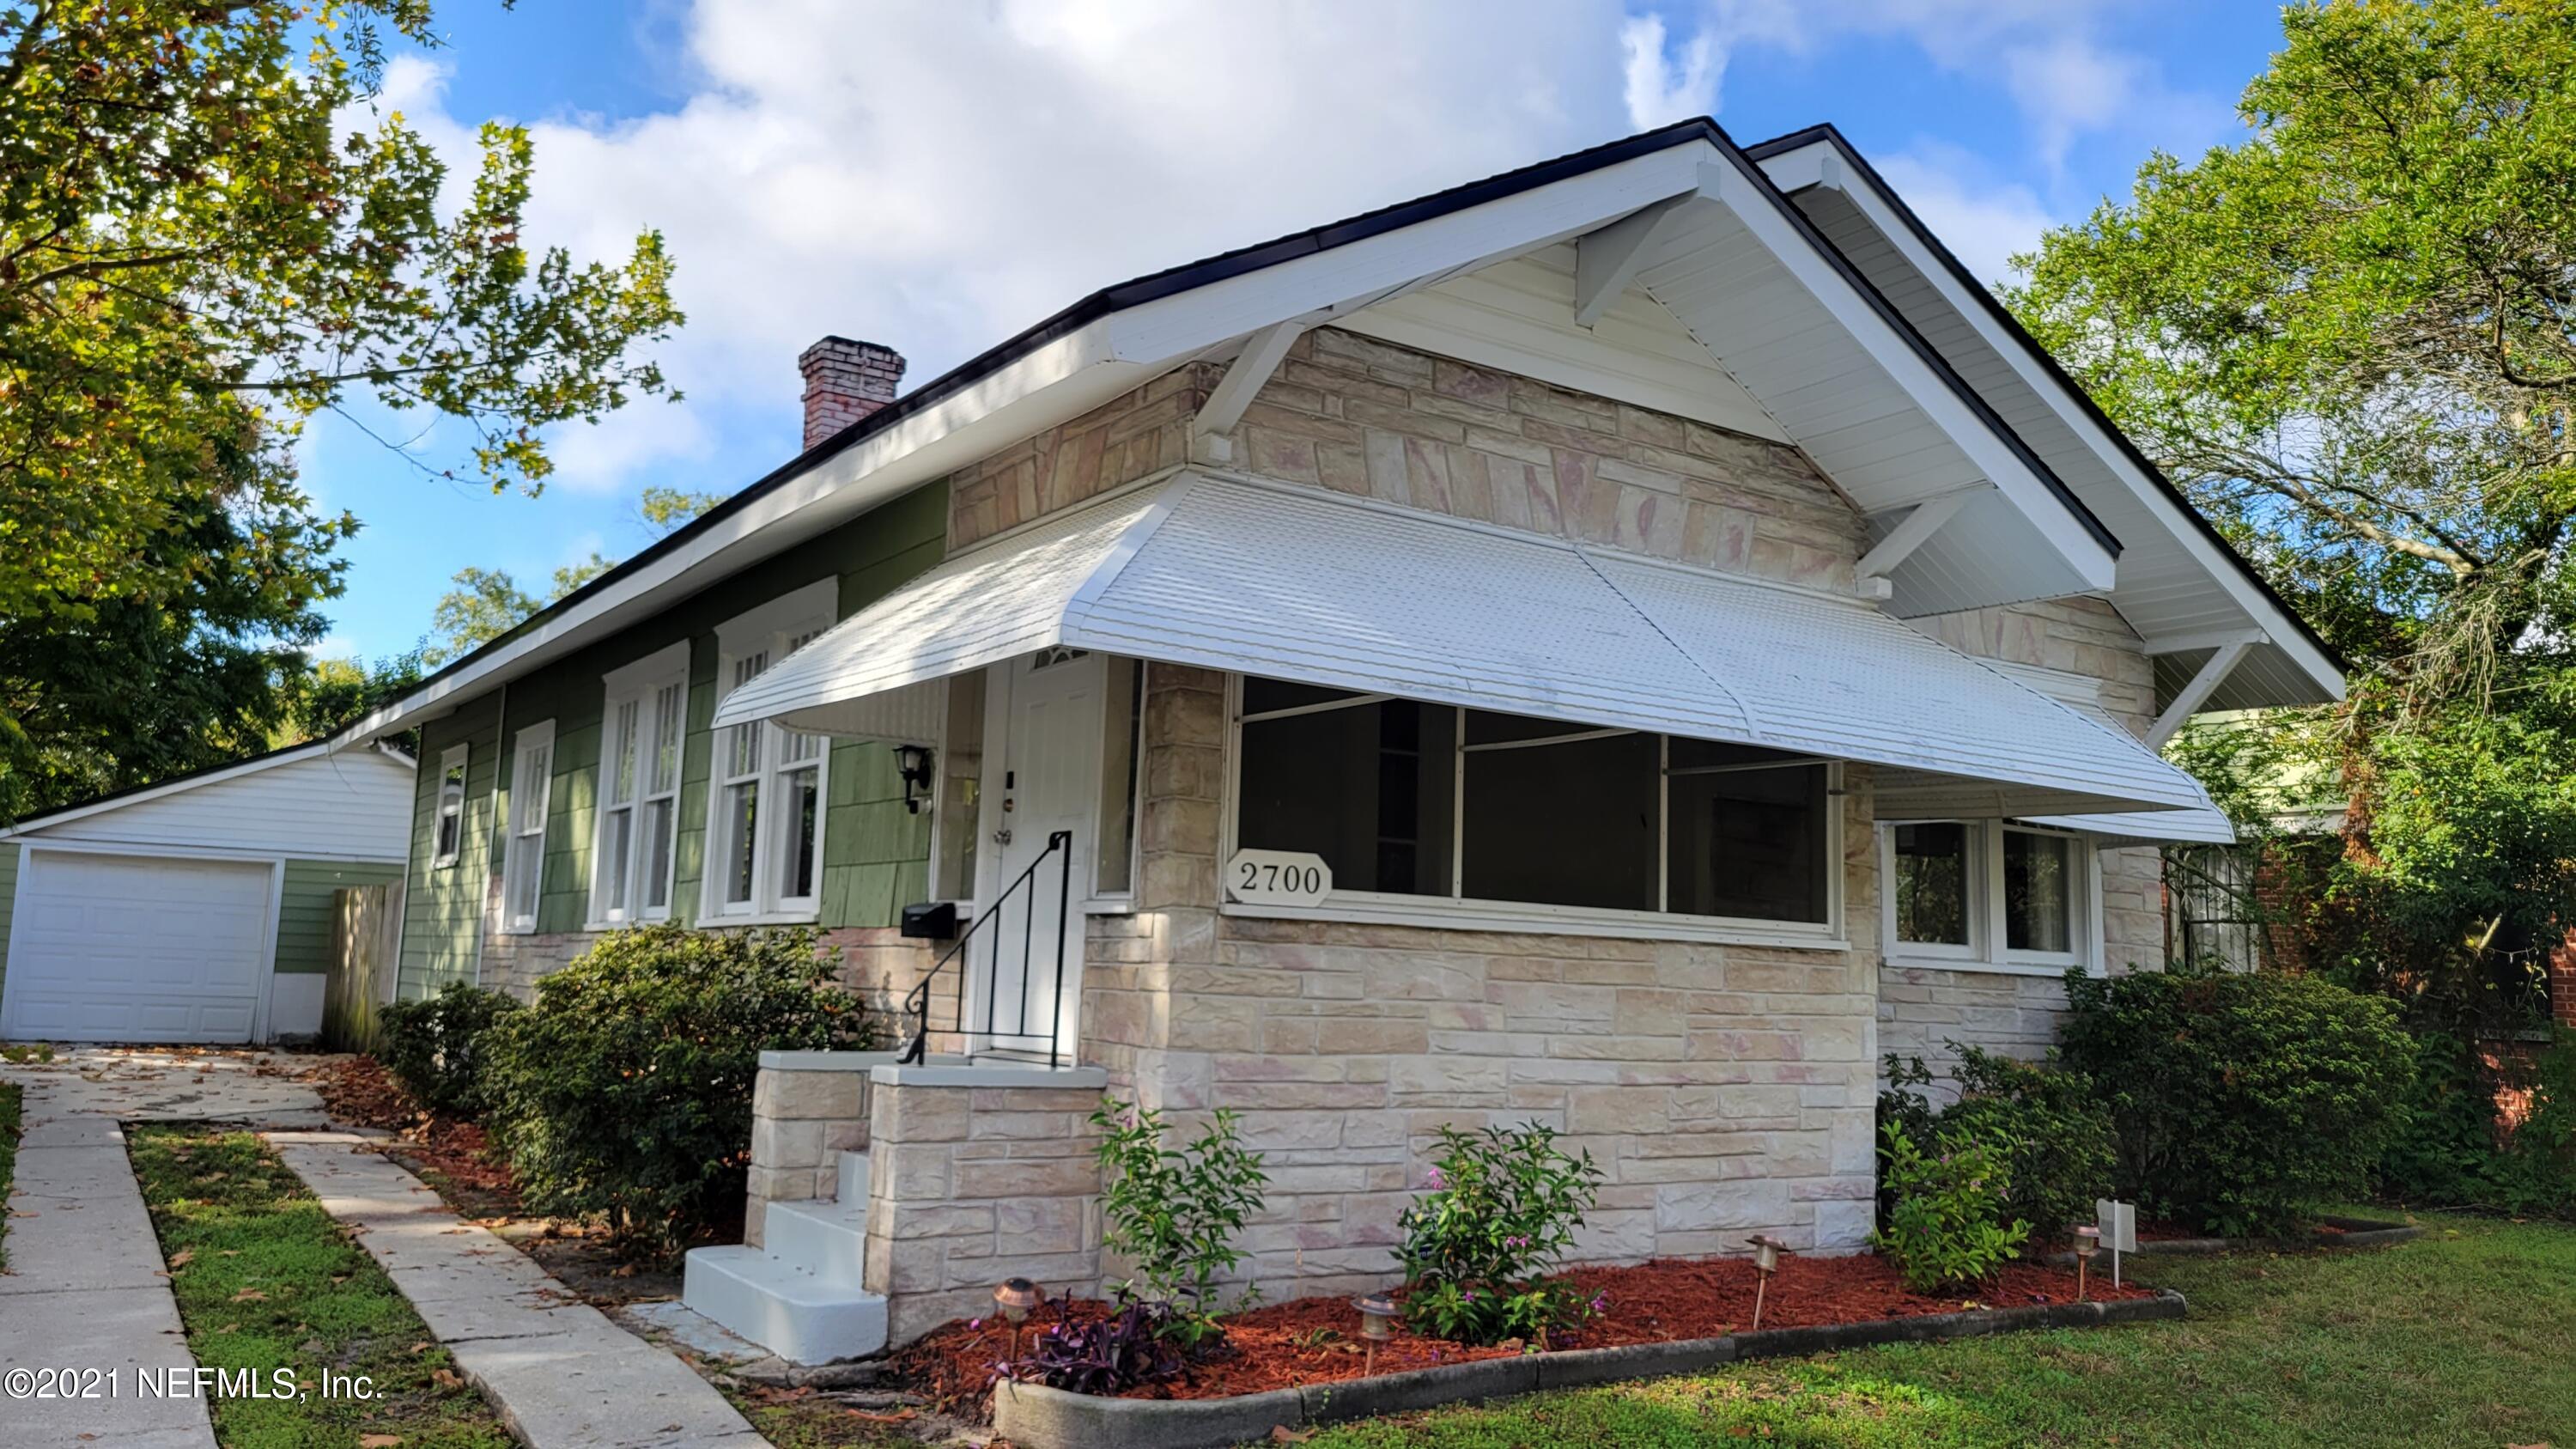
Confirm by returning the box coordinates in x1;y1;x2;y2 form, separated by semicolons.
1884;597;2172;1095
863;1074;1108;1346
1032;330;1894;1306
1077;663;1883;1311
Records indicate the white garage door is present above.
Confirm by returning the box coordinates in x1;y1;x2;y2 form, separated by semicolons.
3;851;273;1043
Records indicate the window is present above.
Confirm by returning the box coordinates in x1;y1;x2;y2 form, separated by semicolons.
2003;829;2074;954
706;581;836;920
1231;677;1832;933
1884;820;2090;969
1891;822;1973;951
500;721;556;934
1094;656;1144;897
432;745;469;868
590;643;690;926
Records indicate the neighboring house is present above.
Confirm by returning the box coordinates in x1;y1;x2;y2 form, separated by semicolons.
325;119;2342;1355
0;741;415;1044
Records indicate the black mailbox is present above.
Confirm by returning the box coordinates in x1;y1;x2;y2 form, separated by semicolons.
899;901;959;941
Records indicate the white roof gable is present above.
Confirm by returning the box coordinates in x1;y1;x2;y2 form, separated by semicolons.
4;744;414;862
1751;127;2342;709
331;119;2142;750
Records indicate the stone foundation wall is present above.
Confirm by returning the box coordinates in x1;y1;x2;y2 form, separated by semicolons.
863;1069;1109;1346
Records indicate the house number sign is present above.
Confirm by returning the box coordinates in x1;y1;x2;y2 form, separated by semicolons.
1224;849;1333;907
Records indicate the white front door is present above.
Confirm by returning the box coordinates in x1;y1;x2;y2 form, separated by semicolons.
971;648;1101;1060
3;850;274;1043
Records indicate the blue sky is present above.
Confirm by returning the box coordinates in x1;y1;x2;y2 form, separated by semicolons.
311;0;2296;663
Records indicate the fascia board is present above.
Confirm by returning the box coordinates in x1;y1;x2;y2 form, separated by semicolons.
1100;147;1713;362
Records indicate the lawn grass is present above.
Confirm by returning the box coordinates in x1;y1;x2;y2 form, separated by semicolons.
1304;1212;2576;1448
0;1079;21;1271
128;1125;516;1449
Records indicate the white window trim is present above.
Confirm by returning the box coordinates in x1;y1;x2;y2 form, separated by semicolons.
499;720;556;935
1090;657;1146;908
1219;673;1847;950
702;579;838;923
587;641;691;930
432;744;470;868
1880;819;2100;977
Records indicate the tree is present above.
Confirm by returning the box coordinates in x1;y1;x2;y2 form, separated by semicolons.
281;650;426;746
2010;0;2576;1022
422;489;717;664
0;459;346;822
0;2;682;820
640;486;726;537
2012;0;2575;697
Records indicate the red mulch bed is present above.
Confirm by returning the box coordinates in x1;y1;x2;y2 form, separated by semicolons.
897;1252;2154;1415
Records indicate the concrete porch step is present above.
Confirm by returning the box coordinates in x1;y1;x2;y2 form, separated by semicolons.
836;1148;870;1207
682;1245;888;1364
762;1198;868;1289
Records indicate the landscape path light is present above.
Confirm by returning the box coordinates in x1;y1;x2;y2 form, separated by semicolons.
995;1277;1042;1358
1747;1234;1790;1330
1353;1293;1398;1376
2070;1225;2101;1302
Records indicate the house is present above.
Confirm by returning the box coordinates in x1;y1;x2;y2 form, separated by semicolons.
0;741;415;1044
323;119;2342;1360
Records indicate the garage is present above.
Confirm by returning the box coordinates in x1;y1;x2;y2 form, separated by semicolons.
0;740;414;1044
6;852;276;1043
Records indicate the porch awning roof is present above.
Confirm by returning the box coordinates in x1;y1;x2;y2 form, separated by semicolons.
713;472;2212;819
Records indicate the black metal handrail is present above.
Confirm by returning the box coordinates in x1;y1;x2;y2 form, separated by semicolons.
899;829;1074;1068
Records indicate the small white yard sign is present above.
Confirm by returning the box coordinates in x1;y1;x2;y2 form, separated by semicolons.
1224;849;1333;907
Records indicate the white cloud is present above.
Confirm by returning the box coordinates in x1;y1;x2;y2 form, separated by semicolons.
381;1;1634;492
356;1;2223;506
1871;143;2057;287
1620;15;1722;130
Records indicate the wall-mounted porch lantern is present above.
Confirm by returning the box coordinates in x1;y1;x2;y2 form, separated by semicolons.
893;744;935;814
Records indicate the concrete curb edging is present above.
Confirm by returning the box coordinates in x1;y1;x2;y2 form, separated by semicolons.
992;1289;2188;1449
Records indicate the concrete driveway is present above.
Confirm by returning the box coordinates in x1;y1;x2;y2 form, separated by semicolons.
0;1048;333;1448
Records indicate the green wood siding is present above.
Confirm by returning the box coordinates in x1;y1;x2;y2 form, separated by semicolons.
394;482;950;984
399;693;504;998
0;843;19;1004
273;858;404;976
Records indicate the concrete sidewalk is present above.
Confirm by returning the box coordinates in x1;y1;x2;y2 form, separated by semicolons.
0;1088;216;1449
268;1130;769;1449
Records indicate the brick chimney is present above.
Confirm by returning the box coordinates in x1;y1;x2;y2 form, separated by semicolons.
798;337;906;450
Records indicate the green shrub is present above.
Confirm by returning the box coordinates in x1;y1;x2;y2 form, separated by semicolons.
377;983;520;1117
2057;965;2415;1237
1937;1048;2117;1241
2375;1029;2501;1208
2385;1029;2576;1215
483;925;878;1257
1396;1123;1605;1346
1091;1099;1269;1352
1870;1121;2028;1291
